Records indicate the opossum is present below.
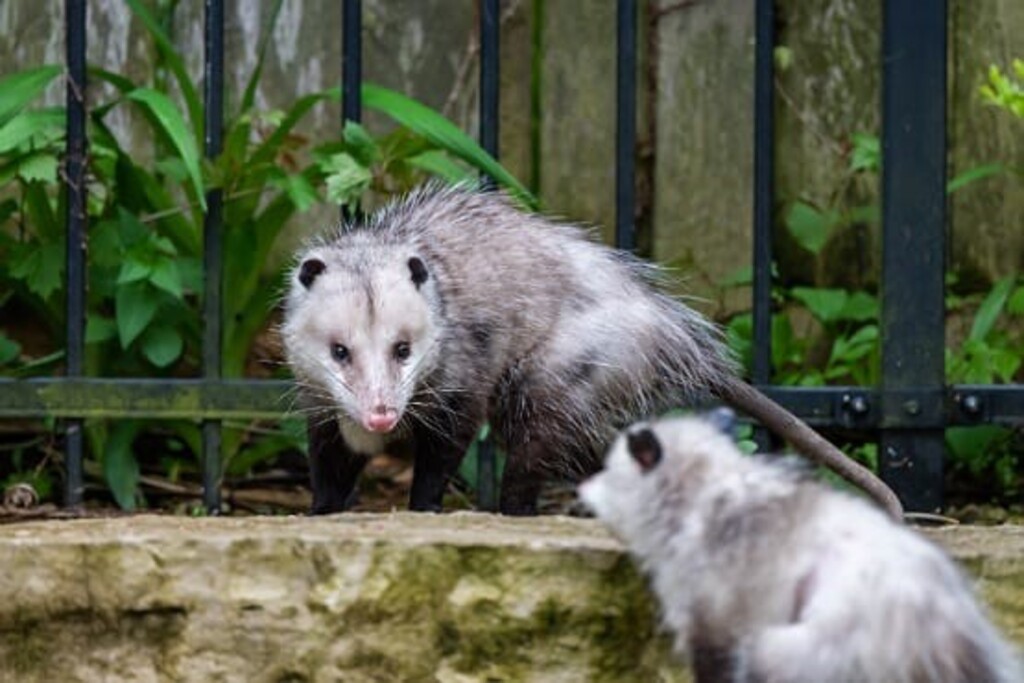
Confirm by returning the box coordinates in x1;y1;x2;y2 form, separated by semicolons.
578;411;1022;683
281;184;900;517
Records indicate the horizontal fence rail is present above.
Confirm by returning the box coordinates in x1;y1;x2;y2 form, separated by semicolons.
0;1;1017;514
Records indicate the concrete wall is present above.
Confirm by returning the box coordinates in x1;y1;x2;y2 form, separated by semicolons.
1;514;1022;682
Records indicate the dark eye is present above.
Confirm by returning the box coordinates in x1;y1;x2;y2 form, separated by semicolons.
393;341;411;362
331;343;350;363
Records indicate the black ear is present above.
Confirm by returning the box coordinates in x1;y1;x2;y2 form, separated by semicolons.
408;256;429;288
299;258;326;289
706;407;736;437
627;428;662;473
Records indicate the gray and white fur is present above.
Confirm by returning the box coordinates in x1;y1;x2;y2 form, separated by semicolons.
282;184;900;516
579;411;1021;683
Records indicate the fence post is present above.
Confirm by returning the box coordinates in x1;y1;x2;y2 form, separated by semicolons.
616;0;637;252
63;0;87;508
751;0;775;451
202;0;225;513
879;0;947;512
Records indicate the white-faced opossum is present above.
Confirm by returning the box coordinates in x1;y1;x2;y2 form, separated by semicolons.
281;184;901;517
579;411;1021;683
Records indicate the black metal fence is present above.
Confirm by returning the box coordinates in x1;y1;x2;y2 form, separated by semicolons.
1;0;1021;514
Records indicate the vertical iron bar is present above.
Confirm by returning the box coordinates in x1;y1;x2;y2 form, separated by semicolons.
476;0;501;510
202;0;224;513
480;0;500;187
341;0;362;223
615;0;637;251
63;0;87;508
751;0;775;451
879;0;947;512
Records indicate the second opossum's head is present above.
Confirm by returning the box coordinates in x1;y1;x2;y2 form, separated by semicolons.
578;409;737;541
282;247;441;434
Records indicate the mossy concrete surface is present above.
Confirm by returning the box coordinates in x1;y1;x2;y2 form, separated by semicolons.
0;515;1021;683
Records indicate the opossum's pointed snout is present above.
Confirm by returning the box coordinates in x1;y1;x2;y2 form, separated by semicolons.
363;406;400;433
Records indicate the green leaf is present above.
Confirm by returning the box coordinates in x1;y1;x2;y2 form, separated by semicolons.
362;84;535;207
343;121;380;166
969;277;1014;342
1007;285;1024;315
0;334;21;365
406;150;472;184
103;421;141;511
946;426;1009;463
0;108;65;154
785;201;836;255
773;46;793;72
839;291;879;322
16;152;59;183
149;259;183;299
269;172;319;212
117;260;152;285
790;287;848;324
322;153;373;205
123;0;202;140
115;281;160;348
10;241;64;300
140;324;184;367
86;316;117;344
849;133;880;173
0;65;61;127
947;163;1004;193
240;0;286;114
126;88;206;210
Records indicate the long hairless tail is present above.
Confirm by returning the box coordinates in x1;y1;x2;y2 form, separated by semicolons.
715;377;904;521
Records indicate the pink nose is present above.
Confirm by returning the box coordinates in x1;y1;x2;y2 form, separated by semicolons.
363;408;399;433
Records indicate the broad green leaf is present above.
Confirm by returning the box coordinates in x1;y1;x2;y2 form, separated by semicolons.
10;241;64;300
969;277;1014;342
790;287;848;324
785;201;836;255
103;421;140;510
115;281;160;348
117;260;152;285
124;0;202;139
141;324;183;367
16;152;59;183
322;153;373;205
839;291;879;322
149;259;183;299
0;334;21;365
0;108;65;153
362;84;534;206
86;316;117;344
0;65;61;127
23;181;59;241
126;88;206;210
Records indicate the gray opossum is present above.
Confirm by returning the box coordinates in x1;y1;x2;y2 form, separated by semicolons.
579;411;1021;683
281;184;900;517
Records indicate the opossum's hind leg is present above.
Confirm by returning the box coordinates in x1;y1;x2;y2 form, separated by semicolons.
307;415;368;514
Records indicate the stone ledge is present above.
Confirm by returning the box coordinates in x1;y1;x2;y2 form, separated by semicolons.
0;514;1020;682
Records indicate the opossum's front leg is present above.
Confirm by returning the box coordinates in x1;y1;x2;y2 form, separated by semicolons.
408;420;477;512
307;415;368;514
